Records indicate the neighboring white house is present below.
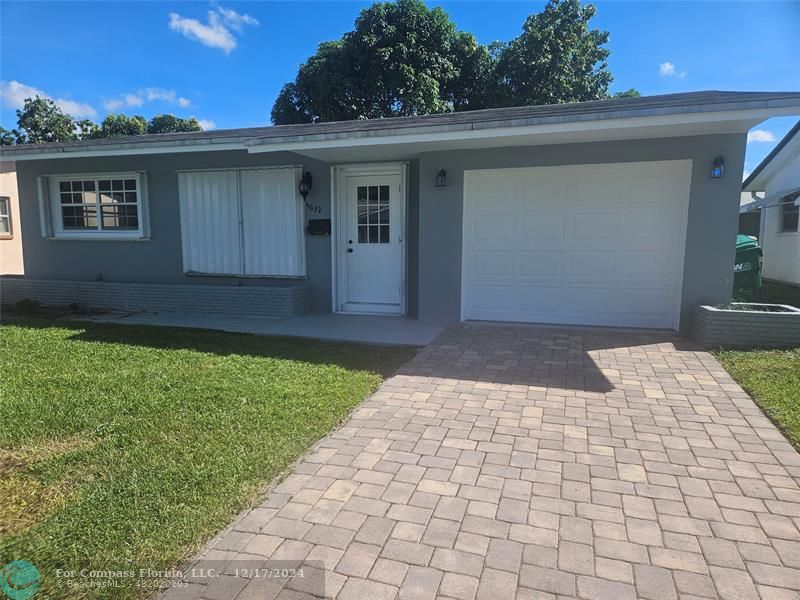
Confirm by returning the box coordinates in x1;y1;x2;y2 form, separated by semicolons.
743;121;800;285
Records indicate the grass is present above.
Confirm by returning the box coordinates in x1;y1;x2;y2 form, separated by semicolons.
714;347;800;448
0;319;415;599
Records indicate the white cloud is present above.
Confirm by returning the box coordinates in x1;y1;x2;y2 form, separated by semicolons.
103;88;191;111
747;129;776;143
659;62;686;78
168;6;258;54
0;80;97;118
196;118;216;130
215;6;259;32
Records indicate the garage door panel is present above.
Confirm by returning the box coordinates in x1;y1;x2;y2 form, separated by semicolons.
467;284;515;311
617;251;674;282
565;251;617;280
569;212;620;246
472;251;514;277
462;161;690;329
517;252;564;279
516;214;566;246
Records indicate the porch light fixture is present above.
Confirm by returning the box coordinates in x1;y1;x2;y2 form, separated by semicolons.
299;171;313;198
710;156;725;179
435;169;447;188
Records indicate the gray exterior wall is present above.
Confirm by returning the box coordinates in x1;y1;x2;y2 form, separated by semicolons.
15;150;335;312
416;134;747;330
12;133;745;330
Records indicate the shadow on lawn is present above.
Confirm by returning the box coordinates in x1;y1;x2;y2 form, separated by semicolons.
4;317;417;378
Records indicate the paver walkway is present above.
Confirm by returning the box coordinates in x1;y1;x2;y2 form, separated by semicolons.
166;324;800;600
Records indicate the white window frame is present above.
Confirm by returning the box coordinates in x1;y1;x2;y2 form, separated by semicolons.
39;171;150;240
0;196;12;238
779;192;800;234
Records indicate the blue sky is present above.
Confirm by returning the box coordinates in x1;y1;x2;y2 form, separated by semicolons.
1;1;798;177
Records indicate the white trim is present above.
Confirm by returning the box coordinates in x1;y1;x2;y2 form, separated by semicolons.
331;162;408;315
8;142;246;162
44;171;150;241
175;164;304;174
7;104;799;162
246;107;795;154
459;159;692;331
36;176;52;238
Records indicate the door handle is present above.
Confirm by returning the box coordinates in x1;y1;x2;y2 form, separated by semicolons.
347;248;354;253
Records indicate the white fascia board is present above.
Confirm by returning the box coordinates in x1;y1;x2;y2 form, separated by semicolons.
6;142;246;162
743;136;800;192
245;107;796;154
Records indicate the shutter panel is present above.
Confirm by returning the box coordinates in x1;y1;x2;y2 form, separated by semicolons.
178;171;242;275
240;168;305;276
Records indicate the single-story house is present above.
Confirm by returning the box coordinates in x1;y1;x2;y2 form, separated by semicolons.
742;120;800;285
0;161;24;275
1;91;799;332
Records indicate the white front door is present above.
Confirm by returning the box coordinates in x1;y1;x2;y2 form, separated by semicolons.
339;173;404;314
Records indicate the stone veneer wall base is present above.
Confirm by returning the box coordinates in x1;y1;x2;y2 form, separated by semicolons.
0;277;311;319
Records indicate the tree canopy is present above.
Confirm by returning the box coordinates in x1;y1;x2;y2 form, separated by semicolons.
272;0;633;124
0;97;202;146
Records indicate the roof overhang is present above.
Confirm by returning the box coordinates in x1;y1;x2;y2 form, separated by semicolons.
3;92;799;163
743;121;800;192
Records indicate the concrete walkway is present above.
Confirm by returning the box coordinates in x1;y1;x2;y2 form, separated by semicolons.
75;311;446;346
164;323;800;600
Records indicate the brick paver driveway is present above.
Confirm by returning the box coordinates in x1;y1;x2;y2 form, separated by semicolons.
170;324;800;600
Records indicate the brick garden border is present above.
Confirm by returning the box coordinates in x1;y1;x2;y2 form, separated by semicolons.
692;303;800;349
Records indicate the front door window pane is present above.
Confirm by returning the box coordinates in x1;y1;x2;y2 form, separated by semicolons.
356;185;390;244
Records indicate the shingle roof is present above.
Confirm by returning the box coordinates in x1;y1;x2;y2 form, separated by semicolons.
2;90;799;157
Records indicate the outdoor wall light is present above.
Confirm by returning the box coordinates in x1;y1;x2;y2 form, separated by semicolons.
299;171;313;198
435;169;447;187
710;156;725;179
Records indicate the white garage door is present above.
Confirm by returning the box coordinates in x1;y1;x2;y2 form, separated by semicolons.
461;160;691;329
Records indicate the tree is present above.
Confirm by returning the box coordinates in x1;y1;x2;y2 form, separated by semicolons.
272;0;622;124
146;114;201;134
0;127;18;146
272;0;485;123
1;106;205;144
491;0;612;107
13;97;78;144
93;114;148;137
612;88;641;99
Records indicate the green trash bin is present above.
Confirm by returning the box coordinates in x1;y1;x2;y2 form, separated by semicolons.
733;234;763;301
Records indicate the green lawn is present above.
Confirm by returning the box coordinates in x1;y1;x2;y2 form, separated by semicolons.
0;320;414;599
715;347;800;448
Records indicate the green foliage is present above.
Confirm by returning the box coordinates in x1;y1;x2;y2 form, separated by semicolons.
490;0;614;107
0;321;414;598
3;97;203;145
272;0;490;123
272;0;627;124
0;126;17;146
14;97;78;144
146;114;202;134
612;88;641;98
93;113;148;137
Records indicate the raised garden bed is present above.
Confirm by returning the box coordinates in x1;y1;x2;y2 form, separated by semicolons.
693;303;800;349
